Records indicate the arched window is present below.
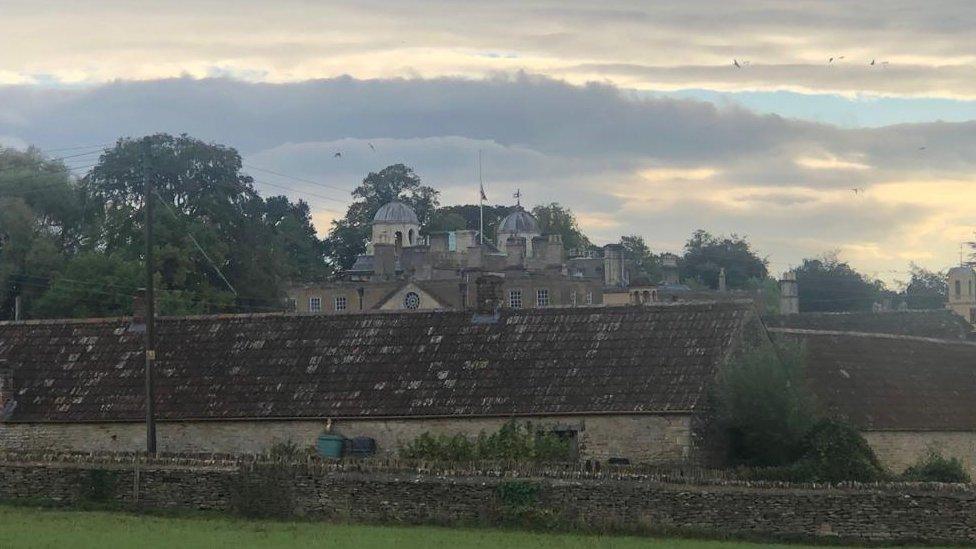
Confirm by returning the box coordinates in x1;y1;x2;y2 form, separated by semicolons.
395;231;403;248
408;229;415;245
956;280;962;298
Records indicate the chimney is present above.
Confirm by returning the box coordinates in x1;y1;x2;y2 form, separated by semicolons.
0;367;14;419
779;271;799;315
475;275;503;314
506;236;526;268
718;267;727;292
603;244;625;287
128;289;148;333
661;253;680;285
373;243;396;280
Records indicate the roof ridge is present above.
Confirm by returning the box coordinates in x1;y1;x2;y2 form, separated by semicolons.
768;327;976;347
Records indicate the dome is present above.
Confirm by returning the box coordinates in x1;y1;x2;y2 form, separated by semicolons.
372;201;419;225
497;207;540;235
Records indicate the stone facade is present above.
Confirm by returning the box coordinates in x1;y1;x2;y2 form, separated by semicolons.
947;265;976;324
0;414;694;464
864;431;976;478
2;456;976;544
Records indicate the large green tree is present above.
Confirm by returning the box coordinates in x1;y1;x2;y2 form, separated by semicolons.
324;164;439;269
794;253;884;312
681;230;768;289
2;135;328;319
531;202;591;252
899;263;947;310
0;148;81;318
620;234;662;283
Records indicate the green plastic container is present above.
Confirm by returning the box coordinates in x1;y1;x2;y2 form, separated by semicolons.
316;434;344;459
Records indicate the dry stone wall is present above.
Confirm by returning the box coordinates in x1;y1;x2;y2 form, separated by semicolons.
1;455;975;545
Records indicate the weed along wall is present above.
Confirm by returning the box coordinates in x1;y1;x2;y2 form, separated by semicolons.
1;454;976;545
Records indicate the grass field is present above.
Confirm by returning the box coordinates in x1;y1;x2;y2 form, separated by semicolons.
0;504;913;549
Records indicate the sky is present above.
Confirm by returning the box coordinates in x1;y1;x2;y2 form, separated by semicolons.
1;0;975;284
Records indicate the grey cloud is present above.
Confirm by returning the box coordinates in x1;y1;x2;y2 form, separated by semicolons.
0;74;972;277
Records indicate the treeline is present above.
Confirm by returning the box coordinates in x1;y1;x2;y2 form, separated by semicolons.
0;133;948;320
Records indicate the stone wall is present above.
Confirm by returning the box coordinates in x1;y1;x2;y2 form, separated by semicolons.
865;431;976;478
1;456;975;544
0;415;693;464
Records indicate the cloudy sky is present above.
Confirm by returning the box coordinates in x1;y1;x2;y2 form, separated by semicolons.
2;0;975;283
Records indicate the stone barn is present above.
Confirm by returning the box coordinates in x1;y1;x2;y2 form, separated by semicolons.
0;302;759;464
772;324;976;478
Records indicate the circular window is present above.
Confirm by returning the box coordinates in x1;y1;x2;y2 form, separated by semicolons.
404;292;421;309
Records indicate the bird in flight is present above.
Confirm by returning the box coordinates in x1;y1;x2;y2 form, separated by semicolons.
368;142;376;152
918;146;926;151
333;151;342;158
828;56;845;64
870;59;875;65
732;59;741;68
850;188;864;196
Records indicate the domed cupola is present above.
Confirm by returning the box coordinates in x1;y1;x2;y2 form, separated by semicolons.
497;206;541;257
373;201;420;225
497;206;540;236
371;201;421;247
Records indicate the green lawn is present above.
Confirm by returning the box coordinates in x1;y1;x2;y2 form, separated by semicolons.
0;505;918;549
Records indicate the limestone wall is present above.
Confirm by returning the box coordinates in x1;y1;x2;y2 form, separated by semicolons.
1;457;975;544
865;431;976;477
0;415;693;464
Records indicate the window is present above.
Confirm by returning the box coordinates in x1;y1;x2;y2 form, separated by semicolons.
571;291;577;306
509;289;522;309
537;288;550;307
309;297;322;312
956;280;962;298
585;291;593;305
404;291;421;309
334;296;347;311
285;298;297;311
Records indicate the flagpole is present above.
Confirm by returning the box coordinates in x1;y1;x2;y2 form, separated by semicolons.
479;150;484;245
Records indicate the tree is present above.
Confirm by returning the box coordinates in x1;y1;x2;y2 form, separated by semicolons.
899;263;947;310
324;164;439;269
0;147;80;318
424;204;514;243
531;202;591;252
620;235;662;282
2;135;329;320
794;253;883;312
715;343;816;467
681;230;768;290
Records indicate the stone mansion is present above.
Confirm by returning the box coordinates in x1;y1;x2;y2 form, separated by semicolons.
288;200;680;314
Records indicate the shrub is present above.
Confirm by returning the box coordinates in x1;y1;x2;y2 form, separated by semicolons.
903;450;971;483
266;439;304;461
399;421;571;462
795;419;886;482
715;342;816;467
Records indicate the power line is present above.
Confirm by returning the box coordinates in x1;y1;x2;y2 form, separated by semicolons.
152;188;238;297
244;163;351;194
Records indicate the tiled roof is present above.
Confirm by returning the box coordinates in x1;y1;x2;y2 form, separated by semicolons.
772;329;976;431
0;302;753;423
764;310;972;340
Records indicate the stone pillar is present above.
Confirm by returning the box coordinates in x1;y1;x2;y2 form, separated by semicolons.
661;253;680;285
718;268;727;292
779;271;799;315
603;244;625;287
373;243;396;280
475;275;503;314
506;236;526;268
0;368;13;417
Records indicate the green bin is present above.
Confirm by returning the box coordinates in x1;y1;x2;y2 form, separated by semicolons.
316;434;344;459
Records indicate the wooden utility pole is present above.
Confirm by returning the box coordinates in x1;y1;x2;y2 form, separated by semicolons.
143;137;157;455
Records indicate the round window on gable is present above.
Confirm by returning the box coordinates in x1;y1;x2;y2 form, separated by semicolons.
404;291;421;309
